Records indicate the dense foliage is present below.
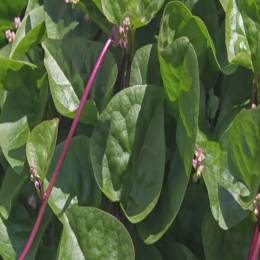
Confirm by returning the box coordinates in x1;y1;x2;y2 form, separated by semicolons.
0;0;260;259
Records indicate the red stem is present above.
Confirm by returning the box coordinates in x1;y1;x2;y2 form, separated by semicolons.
19;37;113;260
250;228;260;260
248;221;259;259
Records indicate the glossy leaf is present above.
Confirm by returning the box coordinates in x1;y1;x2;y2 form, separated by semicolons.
45;136;101;220
0;201;52;260
219;0;228;11
225;0;260;73
130;44;163;87
137;151;189;244
101;0;164;29
44;0;98;40
228;106;260;207
10;6;47;59
202;209;258;260
207;95;220;119
57;207;135;260
0;167;29;219
42;38;117;123
0;86;48;174
26;119;59;180
159;37;199;176
158;1;237;75
91;85;165;223
197;130;250;229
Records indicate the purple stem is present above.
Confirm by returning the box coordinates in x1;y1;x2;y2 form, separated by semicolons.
125;61;131;88
19;37;113;260
248;222;259;259
250;227;260;260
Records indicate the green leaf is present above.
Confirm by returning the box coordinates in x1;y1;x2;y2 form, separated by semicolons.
90;85;165;223
157;242;198;260
126;223;162;260
136;151;189;244
197;130;250;229
0;86;48;174
207;95;220;119
45;136;101;220
219;0;228;11
101;0;164;29
228;106;260;207
0;167;29;219
35;246;57;260
158;1;237;75
57;207;135;260
0;89;7;111
10;6;47;59
159;37;199;176
202;209;257;260
44;0;99;40
130;44;163;87
42;38;117;123
0;201;52;260
25;0;43;14
225;0;260;73
26;119;59;180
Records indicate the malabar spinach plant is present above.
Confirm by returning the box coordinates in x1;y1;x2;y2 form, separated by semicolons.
0;0;260;259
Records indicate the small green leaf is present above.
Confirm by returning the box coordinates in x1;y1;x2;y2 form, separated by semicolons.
207;95;220;119
130;44;163;87
101;0;164;29
197;130;250;229
0;167;29;219
26;119;59;180
45;136;101;220
0;86;48;174
44;0;98;40
42;38;117;123
91;85;165;223
225;0;260;73
136;151;189;244
0;201;52;260
10;6;47;59
159;37;199;176
57;207;135;260
228;106;260;207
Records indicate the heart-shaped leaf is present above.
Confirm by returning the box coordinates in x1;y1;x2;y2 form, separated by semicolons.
226;0;260;74
10;6;47;59
26;119;59;180
0;85;48;174
44;0;99;40
101;0;164;29
0;201;52;260
90;85;165;223
159;37;199;176
130;44;163;87
136;151;189;244
197;129;250;229
42;38;117;123
57;207;135;260
228;106;260;208
45;136;101;220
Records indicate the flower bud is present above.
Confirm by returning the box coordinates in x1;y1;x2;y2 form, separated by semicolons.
201;154;205;161
254;208;259;218
198;148;202;155
119;26;124;34
252;104;257;109
257;194;260;200
198;165;204;173
35;181;39;189
120;39;124;49
84;14;89;23
30;174;34;181
14;17;21;29
33;169;37;176
195;151;198;158
192;159;197;169
198;157;202;163
124;41;129;48
192;173;198;183
65;0;69;3
197;170;201;179
253;199;257;207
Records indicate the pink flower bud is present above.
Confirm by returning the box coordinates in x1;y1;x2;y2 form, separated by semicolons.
197;170;201;179
201;154;205;161
198;165;204;173
254;208;259;218
192;159;197;169
30;174;34;181
257;194;260;200
120;39;124;49
198;157;202;163
119;26;124;34
192;173;198;183
253;200;257;207
124;41;129;48
14;17;21;29
65;0;69;3
84;14;89;23
198;148;202;155
252;104;257;109
35;181;39;189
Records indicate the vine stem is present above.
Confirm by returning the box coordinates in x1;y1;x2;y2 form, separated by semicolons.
19;34;114;260
248;220;259;259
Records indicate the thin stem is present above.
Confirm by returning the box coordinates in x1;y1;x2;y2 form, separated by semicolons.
125;61;131;88
114;50;126;95
250;227;260;260
248;220;259;259
252;76;259;108
19;37;113;260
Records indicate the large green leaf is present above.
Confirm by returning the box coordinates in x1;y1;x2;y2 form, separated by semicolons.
225;0;260;73
202;209;258;260
42;38;117;123
0;201;52;260
0;167;29;219
25;0;43;14
157;242;198;260
0;86;48;174
228;106;260;207
35;246;57;260
101;0;164;29
45;136;101;220
158;1;237;75
10;6;47;59
90;85;165;223
136;151;189;244
57;207;135;260
44;0;98;40
26;119;59;180
197;130;250;229
130;44;163;87
159;37;199;176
